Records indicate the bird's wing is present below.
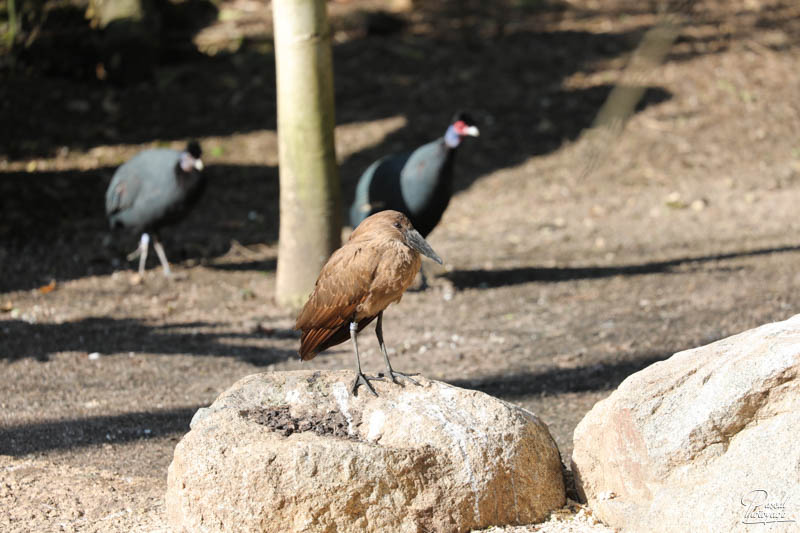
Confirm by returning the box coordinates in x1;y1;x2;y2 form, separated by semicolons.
295;244;377;360
105;165;142;215
349;152;414;228
398;140;449;204
349;159;382;227
106;150;184;215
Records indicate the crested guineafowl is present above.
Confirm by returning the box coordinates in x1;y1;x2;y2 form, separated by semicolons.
106;141;205;276
349;112;479;237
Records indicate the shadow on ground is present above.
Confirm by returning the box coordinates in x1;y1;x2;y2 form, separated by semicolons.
0;317;295;365
442;244;800;289
6;0;795;165
0;406;199;456
449;352;674;398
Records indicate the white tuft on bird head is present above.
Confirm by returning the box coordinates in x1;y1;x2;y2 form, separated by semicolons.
453;120;480;138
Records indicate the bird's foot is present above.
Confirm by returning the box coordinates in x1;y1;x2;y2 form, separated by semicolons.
379;369;420;386
351;371;385;396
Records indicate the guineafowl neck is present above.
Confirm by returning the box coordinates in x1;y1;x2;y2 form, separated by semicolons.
436;149;457;192
175;167;201;187
175;167;207;212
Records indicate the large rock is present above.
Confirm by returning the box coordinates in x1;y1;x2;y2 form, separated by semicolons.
572;315;800;532
167;370;565;533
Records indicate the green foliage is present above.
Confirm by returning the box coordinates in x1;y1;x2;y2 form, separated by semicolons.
1;0;79;60
3;0;17;51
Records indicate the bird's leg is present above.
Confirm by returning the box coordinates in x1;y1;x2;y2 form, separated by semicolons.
127;233;150;276
152;236;172;277
376;311;419;386
350;321;380;396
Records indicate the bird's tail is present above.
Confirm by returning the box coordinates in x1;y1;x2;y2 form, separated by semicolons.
298;316;378;361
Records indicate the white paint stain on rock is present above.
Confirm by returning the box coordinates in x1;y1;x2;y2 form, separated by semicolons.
424;402;482;520
331;382;355;435
285;388;301;405
366;409;385;442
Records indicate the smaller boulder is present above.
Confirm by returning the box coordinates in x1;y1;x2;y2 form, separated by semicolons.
572;314;800;532
167;371;565;533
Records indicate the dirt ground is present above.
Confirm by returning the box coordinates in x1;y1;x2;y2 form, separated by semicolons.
2;0;800;531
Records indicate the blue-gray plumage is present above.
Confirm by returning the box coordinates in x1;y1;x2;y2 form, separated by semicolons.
106;141;205;276
349;112;479;237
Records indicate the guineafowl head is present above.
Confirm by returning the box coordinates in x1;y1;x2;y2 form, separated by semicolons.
179;141;204;173
445;112;479;147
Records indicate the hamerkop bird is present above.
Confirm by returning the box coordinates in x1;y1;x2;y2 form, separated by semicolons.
106;141;205;276
295;210;443;395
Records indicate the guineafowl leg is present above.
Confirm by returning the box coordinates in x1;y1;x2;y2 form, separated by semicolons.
408;267;429;292
126;233;150;276
152;236;171;276
419;267;429;291
350;321;382;396
375;311;419;386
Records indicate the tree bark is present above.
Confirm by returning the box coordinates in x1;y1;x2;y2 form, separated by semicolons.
273;0;341;309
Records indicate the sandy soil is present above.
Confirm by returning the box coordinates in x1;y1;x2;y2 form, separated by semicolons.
2;0;800;530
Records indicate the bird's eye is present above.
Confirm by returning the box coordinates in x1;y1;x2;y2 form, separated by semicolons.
393;222;402;229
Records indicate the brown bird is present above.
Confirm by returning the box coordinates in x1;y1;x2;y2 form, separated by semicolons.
295;210;443;395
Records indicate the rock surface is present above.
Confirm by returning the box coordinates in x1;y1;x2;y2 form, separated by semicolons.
166;370;565;533
572;314;800;532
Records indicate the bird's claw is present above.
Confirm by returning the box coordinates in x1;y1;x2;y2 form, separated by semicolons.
379;369;420;386
351;372;384;396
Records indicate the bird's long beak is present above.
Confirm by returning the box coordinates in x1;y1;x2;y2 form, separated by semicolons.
464;125;480;137
407;229;443;264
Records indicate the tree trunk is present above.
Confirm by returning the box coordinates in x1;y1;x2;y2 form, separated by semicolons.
273;0;341;309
